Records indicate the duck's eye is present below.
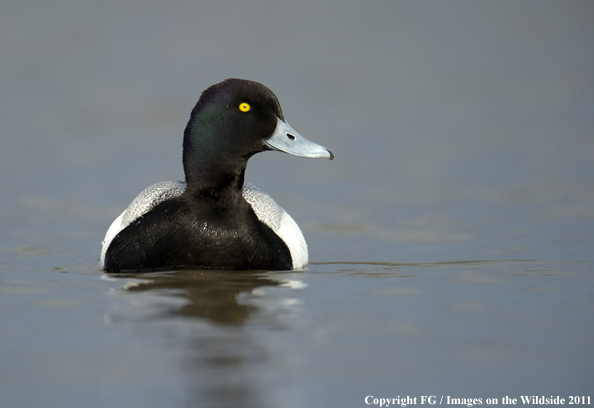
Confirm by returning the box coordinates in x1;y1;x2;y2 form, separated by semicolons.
239;102;251;112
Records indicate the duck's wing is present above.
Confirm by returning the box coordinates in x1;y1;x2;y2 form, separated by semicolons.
100;181;186;267
242;183;308;269
242;183;283;231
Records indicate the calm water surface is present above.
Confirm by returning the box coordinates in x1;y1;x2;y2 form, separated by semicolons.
2;256;593;407
1;1;593;407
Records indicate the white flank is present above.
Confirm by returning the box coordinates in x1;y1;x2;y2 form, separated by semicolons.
99;210;126;268
242;183;308;269
276;209;308;269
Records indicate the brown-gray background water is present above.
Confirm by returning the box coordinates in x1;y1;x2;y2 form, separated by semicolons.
1;1;593;407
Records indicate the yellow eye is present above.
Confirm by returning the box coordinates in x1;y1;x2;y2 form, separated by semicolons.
239;102;251;112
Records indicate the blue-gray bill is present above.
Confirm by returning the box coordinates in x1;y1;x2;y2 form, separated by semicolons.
265;118;334;160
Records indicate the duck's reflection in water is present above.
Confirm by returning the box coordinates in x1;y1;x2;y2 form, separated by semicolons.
116;269;285;324
108;269;303;408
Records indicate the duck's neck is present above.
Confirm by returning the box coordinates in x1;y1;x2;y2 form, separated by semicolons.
182;142;250;204
184;157;247;198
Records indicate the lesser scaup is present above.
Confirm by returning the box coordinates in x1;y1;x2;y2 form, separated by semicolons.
100;78;333;273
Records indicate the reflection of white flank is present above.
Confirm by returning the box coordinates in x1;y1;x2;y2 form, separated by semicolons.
279;280;308;289
100;274;118;282
281;298;302;306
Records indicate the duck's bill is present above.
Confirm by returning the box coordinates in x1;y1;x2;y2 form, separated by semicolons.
265;118;334;160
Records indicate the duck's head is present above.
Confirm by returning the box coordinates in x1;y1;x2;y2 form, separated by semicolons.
183;79;333;185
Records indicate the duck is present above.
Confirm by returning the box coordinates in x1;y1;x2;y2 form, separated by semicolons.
100;78;333;273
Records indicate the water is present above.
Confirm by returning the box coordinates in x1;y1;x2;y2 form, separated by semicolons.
1;1;593;407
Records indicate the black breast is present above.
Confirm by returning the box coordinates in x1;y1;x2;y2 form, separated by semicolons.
103;196;292;272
